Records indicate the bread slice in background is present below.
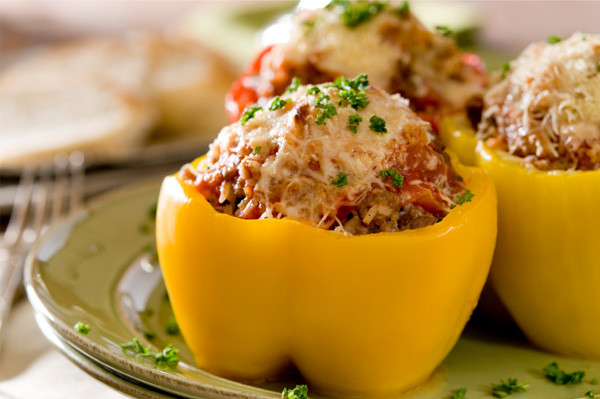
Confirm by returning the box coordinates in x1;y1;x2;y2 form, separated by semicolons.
146;34;238;139
0;76;157;168
0;33;237;169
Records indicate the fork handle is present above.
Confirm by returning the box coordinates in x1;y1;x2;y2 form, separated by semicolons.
0;253;24;336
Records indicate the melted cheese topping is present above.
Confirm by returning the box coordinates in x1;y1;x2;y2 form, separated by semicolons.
185;81;464;234
478;33;600;170
256;1;485;118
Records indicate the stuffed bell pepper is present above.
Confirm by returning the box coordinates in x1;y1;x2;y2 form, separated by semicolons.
440;33;600;359
226;0;487;132
157;75;496;395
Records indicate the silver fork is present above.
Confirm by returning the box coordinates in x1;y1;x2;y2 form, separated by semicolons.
0;152;85;342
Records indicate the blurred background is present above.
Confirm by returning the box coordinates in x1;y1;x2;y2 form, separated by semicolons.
1;0;599;210
3;0;599;67
0;0;600;206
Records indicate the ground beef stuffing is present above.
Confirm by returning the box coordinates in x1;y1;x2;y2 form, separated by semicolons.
184;78;467;235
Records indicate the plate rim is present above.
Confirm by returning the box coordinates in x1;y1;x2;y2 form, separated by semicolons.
24;180;279;399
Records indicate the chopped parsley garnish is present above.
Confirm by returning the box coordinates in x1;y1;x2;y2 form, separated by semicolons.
331;74;370;91
547;34;562;44
436;25;453;37
328;74;370;110
585;391;595;398
252;146;261;155
166;317;179;335
285;77;303;93
240;105;262;125
144;331;156;340
269;96;291;111
148;201;158;220
121;337;146;354
307;86;322;96
74;322;91;335
327;0;386;28
491;378;529;398
369;115;387;134
138;222;152;235
332;173;348;187
456;189;475;205
154;345;180;367
396;0;410;15
302;18;318;29
121;338;179;368
380;169;403;187
315;94;338;125
281;385;308;399
348;114;363;133
543;362;585;385
316;93;332;107
450;387;467;399
501;62;511;79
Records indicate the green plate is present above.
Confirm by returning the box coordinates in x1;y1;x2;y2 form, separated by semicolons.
25;180;600;399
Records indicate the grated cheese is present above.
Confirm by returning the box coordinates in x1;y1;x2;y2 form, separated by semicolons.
478;33;600;170
190;80;464;233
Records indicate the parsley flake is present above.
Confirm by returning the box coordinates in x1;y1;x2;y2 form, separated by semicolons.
281;385;308;399
240;105;262;125
491;378;529;398
316;93;331;107
307;86;322;96
154;345;180;367
396;0;410;15
327;0;386;28
436;25;453;36
331;74;369;91
315;94;337;125
269;96;291;111
285;77;302;93
547;34;562;44
327;74;370;109
501;62;511;79
369;115;387;134
144;331;156;340
121;338;179;368
302;18;318;29
543;362;585;385
457;189;475;205
380;169;403;187
332;173;348;187
585;391;595;398
166;317;179;335
148;201;158;220
74;322;91;335
252;146;261;155
450;387;467;399
348;114;363;133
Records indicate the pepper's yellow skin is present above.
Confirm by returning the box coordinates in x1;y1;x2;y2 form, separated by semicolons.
439;115;479;167
441;116;600;359
156;157;497;396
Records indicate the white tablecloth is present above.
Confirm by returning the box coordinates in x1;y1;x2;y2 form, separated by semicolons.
0;300;129;399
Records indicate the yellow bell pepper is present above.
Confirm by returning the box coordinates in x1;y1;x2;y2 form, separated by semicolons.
439;115;479;167
155;157;497;396
440;116;600;359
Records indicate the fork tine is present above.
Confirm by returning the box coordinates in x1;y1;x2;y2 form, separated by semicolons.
51;153;69;222
69;151;85;211
23;164;52;246
2;165;36;247
1;153;86;354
